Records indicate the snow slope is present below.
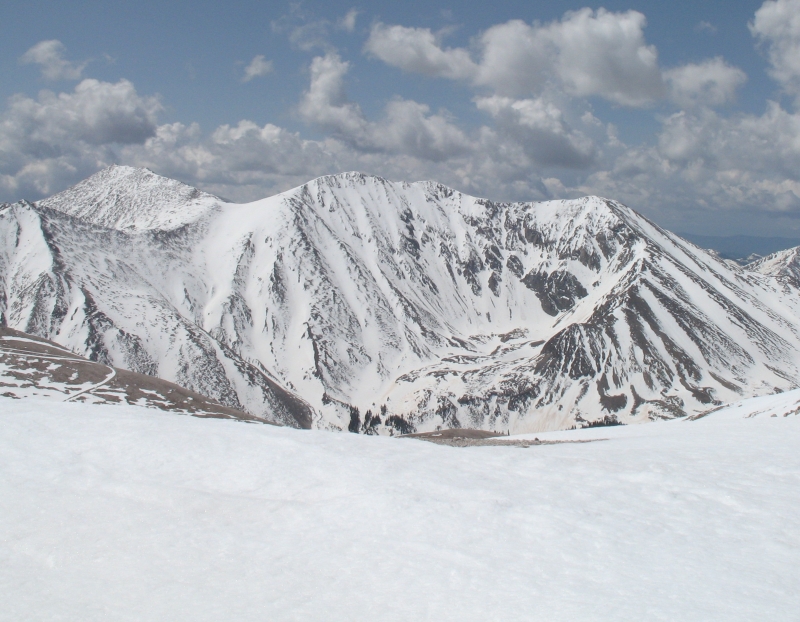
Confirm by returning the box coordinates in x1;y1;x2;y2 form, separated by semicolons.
749;246;800;289
1;395;798;621
4;166;800;432
0;326;258;420
37;165;219;231
0;194;314;428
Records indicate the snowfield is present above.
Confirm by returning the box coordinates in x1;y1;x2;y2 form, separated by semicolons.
1;395;799;621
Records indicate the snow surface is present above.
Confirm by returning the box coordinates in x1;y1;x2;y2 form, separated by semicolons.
1;396;798;621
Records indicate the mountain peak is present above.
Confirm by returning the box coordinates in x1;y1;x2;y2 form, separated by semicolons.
37;165;220;231
748;246;800;288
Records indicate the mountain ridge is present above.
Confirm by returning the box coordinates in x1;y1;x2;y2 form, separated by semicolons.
0;325;262;421
37;165;221;231
4;166;800;432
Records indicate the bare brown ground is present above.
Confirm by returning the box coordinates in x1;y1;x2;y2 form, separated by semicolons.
401;428;604;447
0;327;268;423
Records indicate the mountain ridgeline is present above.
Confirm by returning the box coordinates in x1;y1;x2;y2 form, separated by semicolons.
2;166;800;433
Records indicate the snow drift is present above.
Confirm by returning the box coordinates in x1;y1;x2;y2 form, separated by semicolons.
1;392;798;621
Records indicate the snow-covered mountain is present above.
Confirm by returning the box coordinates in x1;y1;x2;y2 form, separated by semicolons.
3;165;800;432
37;165;219;231
748;246;800;290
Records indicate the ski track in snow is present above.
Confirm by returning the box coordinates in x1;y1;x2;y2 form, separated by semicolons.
0;343;113;401
1;395;798;621
63;365;116;402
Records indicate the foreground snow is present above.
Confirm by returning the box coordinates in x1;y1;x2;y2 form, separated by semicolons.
1;397;799;621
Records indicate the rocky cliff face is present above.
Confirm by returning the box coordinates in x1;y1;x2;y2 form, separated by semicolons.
2;165;800;432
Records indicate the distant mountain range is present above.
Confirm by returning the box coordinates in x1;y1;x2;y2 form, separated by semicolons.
3;165;800;433
678;232;800;263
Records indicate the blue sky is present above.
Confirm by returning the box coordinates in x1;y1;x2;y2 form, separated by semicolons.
2;0;799;237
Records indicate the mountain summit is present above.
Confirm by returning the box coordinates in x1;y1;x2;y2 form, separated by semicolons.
3;167;800;432
37;165;220;231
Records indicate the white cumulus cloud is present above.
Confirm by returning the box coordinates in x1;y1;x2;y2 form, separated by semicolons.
475;95;595;168
20;40;87;81
575;101;800;225
298;54;471;161
0;79;161;152
751;0;800;102
242;55;274;82
472;20;551;96
0;79;162;197
366;9;664;107
298;54;367;138
665;58;747;108
365;24;478;81
339;9;359;33
546;9;664;106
